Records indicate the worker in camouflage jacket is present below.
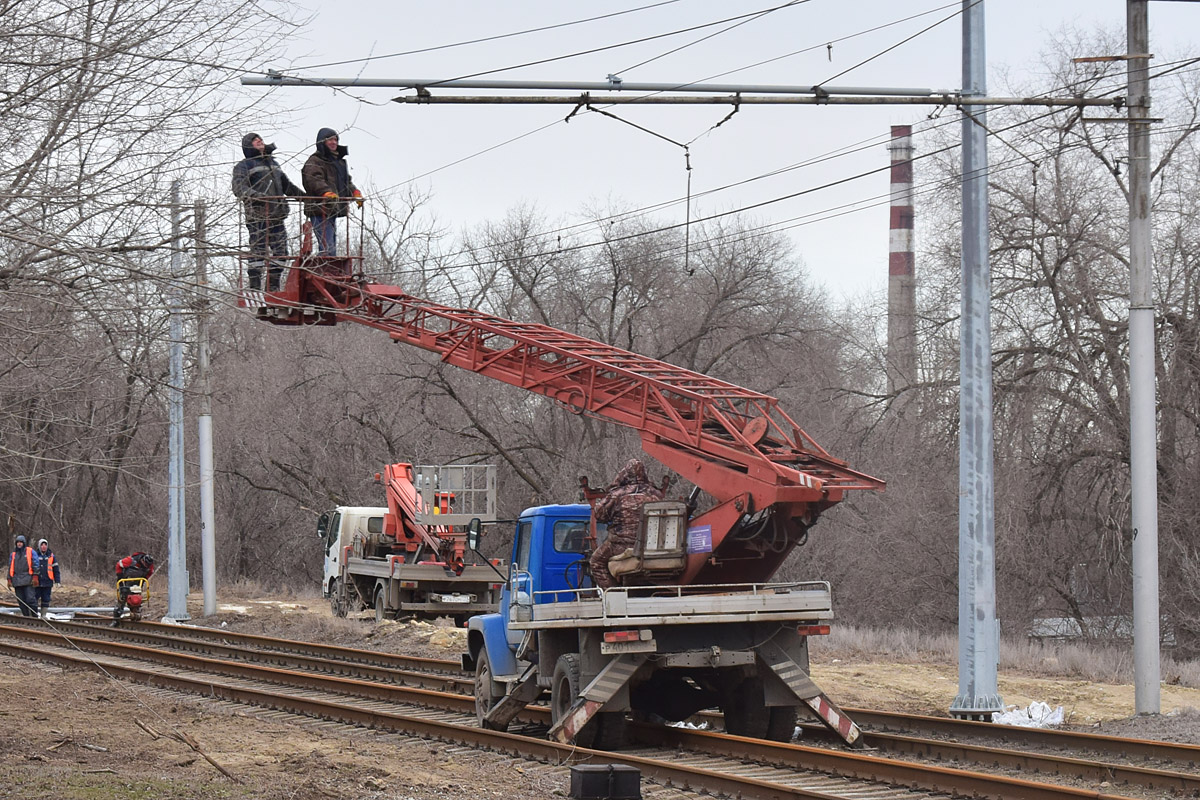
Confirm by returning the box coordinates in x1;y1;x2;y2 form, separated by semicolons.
588;459;664;590
231;132;303;290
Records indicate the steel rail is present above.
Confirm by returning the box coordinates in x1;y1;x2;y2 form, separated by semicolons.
66;613;462;673
0;615;469;693
40;615;1200;768
0;624;1146;800
41;615;1200;767
844;707;1200;765
794;723;1200;794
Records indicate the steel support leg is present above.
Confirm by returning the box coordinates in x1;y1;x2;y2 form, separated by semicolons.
548;653;647;744
756;638;862;747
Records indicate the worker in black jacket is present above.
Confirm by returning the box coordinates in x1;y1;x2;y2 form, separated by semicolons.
7;535;39;617
231;132;303;291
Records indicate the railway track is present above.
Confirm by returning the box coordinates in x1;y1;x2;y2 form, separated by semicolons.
0;615;1190;799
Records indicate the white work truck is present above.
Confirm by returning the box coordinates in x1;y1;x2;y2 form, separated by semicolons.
319;464;504;625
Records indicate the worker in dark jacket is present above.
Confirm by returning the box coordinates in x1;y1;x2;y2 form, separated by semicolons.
7;535;40;616
301;127;362;255
113;552;155;622
231;132;303;290
588;459;664;590
33;538;61;617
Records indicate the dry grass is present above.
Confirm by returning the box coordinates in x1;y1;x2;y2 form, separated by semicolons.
817;624;1200;689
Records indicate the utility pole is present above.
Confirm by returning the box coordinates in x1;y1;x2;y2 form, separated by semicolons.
949;0;1002;721
195;200;217;617
166;180;190;621
1127;0;1159;716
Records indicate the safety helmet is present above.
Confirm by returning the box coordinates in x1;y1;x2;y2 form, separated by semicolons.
137;553;155;569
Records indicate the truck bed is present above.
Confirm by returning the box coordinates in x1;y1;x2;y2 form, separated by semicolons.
344;557;499;582
513;581;833;628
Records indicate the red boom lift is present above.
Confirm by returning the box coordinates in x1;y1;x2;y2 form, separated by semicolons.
239;217;884;589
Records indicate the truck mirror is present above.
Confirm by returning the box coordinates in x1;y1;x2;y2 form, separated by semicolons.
316;512;329;541
466;518;482;551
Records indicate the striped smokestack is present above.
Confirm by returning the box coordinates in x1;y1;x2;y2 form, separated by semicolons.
886;124;917;394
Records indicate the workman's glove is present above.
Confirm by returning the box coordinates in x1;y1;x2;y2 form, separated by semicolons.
353;189;364;209
322;192;338;200
31;576;39;587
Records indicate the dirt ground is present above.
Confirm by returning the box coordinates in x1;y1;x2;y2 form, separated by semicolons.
3;581;1200;799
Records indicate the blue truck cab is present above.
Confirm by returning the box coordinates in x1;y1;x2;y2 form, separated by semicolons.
464;504;599;685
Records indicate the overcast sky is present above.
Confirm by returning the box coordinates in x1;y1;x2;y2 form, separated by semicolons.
241;1;1198;300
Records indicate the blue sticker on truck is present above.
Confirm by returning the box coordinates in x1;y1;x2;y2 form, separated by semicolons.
688;524;713;554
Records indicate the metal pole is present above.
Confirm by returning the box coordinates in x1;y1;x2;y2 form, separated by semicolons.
195;200;217;617
1127;0;1160;715
950;0;1002;721
167;180;190;621
243;75;953;95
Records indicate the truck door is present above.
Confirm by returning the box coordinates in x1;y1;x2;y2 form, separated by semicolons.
320;511;342;594
541;518;593;600
501;518;535;650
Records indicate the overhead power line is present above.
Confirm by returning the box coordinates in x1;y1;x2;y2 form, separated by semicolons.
292;0;686;72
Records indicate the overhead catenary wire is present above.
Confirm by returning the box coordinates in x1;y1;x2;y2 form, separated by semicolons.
292;0;687;72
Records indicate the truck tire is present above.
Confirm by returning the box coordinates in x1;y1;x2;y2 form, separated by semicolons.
374;590;387;624
330;578;348;618
765;705;798;743
474;649;505;729
551;654;627;750
722;677;769;739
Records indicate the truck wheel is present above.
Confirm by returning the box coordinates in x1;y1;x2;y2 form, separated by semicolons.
374;590;386;624
765;705;798;743
552;653;596;749
551;654;626;749
330;579;348;618
722;677;769;739
474;649;505;729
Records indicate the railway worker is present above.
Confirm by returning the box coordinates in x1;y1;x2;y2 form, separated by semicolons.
7;534;40;617
301;127;362;256
232;132;304;291
33;538;61;617
588;459;664;590
112;552;155;622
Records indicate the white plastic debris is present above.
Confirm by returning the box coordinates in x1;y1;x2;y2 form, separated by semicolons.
668;720;711;730
993;700;1065;727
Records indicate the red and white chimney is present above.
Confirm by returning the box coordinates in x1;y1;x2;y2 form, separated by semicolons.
886;124;917;394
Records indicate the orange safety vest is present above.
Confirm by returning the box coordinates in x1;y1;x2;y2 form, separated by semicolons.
8;547;34;578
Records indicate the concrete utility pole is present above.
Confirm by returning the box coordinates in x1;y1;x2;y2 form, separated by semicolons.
1127;0;1160;716
950;0;1002;721
166;180;190;621
886;125;917;395
195;200;217;617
